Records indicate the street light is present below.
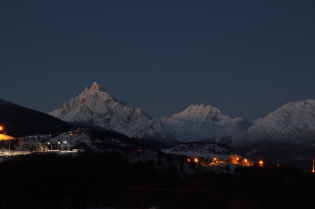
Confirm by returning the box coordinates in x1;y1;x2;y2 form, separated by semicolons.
47;142;52;151
58;141;61;151
64;140;70;151
63;141;67;151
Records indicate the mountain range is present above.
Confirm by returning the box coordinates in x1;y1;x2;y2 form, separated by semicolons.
47;82;315;167
1;81;315;168
48;82;252;145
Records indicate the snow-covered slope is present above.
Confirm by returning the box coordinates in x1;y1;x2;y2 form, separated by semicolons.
233;100;315;148
159;104;252;144
49;82;178;146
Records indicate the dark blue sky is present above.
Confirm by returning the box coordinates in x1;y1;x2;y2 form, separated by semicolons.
1;0;315;121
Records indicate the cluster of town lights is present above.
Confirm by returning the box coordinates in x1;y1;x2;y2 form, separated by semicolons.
187;156;266;167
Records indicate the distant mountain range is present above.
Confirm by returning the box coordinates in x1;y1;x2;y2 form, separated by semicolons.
1;81;315;168
48;82;251;145
46;82;315;167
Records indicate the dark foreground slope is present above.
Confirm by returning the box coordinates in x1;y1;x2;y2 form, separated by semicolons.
0;153;314;209
0;98;73;136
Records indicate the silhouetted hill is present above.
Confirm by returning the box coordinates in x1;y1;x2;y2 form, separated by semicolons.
0;98;73;137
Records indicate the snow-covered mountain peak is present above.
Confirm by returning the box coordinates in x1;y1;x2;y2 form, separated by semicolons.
257;99;315;126
159;104;252;144
233;99;315;148
172;103;229;122
76;82;125;107
48;82;178;145
89;81;106;92
275;99;315;113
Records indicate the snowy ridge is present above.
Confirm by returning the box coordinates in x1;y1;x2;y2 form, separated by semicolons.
159;104;252;144
49;82;251;146
161;142;242;160
49;82;178;146
233;100;315;147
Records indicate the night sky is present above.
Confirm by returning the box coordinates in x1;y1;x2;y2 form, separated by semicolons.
1;0;315;121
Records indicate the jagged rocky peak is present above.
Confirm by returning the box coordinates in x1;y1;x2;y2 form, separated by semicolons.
76;81;121;106
48;82;179;145
172;103;230;122
51;82;129;118
86;81;106;92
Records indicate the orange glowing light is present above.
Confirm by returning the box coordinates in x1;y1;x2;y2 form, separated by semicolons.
0;126;2;131
213;157;217;161
187;158;191;162
194;158;198;163
259;160;263;166
0;134;14;141
244;159;247;162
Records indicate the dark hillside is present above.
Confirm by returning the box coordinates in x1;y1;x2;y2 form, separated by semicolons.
0;98;73;136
